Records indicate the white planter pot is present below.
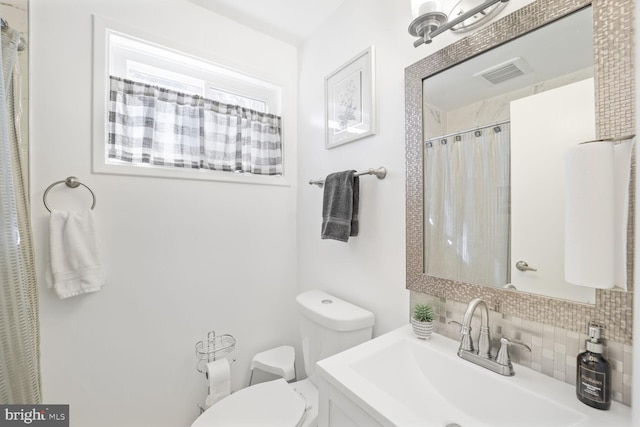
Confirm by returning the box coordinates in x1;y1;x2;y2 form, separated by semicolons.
411;318;434;340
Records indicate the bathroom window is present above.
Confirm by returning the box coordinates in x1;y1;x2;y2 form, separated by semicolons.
92;16;287;185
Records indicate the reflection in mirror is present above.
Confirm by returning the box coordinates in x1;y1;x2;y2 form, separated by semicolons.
423;122;510;287
421;7;597;303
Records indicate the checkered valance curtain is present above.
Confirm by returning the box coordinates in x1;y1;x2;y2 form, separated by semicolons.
108;76;283;175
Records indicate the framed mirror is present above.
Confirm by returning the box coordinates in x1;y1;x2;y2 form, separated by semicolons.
422;7;596;303
405;0;634;343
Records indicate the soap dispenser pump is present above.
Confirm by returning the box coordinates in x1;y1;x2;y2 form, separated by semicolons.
576;325;611;410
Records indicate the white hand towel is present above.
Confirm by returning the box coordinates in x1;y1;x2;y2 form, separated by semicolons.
49;209;104;298
564;143;615;288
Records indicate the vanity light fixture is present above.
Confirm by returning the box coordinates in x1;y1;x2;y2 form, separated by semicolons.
409;0;510;47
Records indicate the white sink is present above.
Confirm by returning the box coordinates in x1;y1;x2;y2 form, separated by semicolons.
316;325;631;427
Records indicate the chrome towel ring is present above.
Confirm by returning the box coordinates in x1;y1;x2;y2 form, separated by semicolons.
43;176;97;213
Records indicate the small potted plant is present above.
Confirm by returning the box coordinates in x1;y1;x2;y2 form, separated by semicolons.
411;303;435;340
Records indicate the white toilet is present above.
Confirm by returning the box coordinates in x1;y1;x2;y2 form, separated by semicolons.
191;289;375;427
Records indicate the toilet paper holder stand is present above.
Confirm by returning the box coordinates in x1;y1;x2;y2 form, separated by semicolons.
195;330;236;374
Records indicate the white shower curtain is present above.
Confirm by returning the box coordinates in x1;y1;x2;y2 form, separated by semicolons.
424;123;510;287
0;26;41;404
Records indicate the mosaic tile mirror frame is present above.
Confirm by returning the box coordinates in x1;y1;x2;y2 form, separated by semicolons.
405;0;635;345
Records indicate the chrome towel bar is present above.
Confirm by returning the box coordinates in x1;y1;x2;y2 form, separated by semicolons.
309;166;387;187
43;177;96;213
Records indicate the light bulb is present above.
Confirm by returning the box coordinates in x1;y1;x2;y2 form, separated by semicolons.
411;0;445;19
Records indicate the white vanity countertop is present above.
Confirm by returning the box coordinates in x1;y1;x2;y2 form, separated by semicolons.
317;325;631;427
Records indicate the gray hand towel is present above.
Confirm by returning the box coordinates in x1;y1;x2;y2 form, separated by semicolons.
321;170;359;242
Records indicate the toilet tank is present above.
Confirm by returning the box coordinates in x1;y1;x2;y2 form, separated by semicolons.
297;290;374;385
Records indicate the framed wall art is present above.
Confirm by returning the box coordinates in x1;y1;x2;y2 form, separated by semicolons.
324;46;376;149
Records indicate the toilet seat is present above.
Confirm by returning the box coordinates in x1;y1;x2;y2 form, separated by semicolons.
191;379;306;427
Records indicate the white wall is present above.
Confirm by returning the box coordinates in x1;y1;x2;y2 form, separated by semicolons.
296;0;532;336
29;1;297;426
296;0;414;337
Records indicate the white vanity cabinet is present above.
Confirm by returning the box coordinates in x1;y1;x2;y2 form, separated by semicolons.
317;376;385;427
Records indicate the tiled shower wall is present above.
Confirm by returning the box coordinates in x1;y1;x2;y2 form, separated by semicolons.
411;291;633;406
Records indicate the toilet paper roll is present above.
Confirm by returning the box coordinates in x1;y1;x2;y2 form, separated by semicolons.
564;142;616;288
204;358;231;408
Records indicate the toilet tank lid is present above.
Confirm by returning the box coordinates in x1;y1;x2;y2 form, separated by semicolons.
297;290;375;332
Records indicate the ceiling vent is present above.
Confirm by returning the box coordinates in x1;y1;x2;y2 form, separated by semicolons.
474;57;532;85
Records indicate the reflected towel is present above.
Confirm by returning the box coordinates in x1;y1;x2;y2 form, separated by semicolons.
564;143;615;288
49;210;104;298
321;170;359;242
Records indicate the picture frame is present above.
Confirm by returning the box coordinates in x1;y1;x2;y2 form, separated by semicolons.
324;46;376;149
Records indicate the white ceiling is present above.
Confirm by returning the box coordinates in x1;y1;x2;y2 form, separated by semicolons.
186;0;348;46
424;7;594;111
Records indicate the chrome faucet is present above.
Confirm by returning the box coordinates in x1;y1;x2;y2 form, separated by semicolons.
450;298;531;376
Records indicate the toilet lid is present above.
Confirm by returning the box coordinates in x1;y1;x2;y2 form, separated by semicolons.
191;379;306;427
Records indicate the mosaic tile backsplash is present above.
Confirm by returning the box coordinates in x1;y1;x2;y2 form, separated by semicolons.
411;291;632;406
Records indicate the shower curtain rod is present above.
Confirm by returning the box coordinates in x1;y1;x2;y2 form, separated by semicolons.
0;18;27;51
425;120;510;144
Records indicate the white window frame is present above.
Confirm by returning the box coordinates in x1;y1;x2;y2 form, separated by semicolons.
92;15;289;186
123;60;207;96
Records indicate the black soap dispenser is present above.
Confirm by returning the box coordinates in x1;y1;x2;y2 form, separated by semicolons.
576;325;611;410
